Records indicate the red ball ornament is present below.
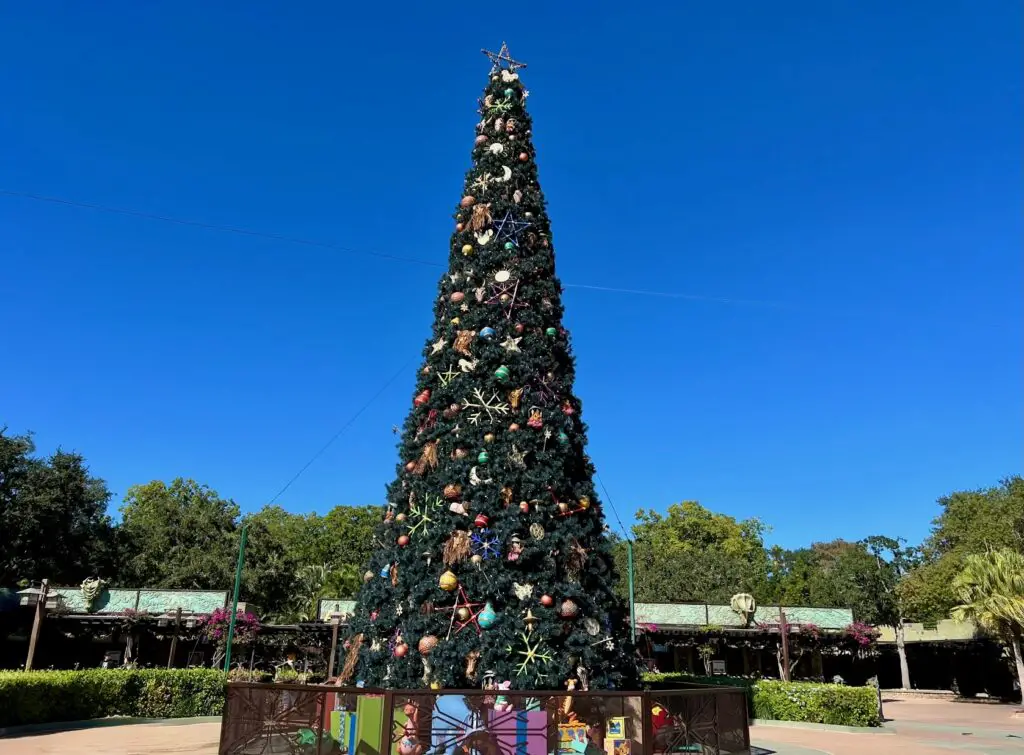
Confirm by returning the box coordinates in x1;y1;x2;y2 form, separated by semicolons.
509;423;520;432
519;501;530;513
518;152;529;162
397;535;410;547
418;634;439;654
474;135;488;146
559;599;579;618
405;461;417;473
414;389;431;407
514;323;525;334
394;642;409;658
451;291;465;303
474;513;490;528
456;222;465;232
460;196;476;208
540;594;554;607
396;513;407;522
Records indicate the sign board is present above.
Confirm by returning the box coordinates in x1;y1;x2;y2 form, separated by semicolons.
710;660;726;675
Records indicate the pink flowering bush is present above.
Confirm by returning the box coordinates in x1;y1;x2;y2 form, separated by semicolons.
844;621;880;647
198;607;260;646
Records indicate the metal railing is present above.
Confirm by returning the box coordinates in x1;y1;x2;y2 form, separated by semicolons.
219;682;750;755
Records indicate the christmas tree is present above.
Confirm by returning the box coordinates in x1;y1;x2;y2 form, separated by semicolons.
344;44;637;691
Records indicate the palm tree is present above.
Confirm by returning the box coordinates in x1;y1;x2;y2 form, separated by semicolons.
952;549;1024;699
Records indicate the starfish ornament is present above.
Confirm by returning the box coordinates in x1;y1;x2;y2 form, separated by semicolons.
500;335;522;352
431;339;446;354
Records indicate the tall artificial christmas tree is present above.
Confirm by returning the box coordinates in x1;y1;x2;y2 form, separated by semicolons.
344;44;637;692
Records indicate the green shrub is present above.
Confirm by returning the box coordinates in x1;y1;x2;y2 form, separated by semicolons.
0;669;226;728
642;672;880;727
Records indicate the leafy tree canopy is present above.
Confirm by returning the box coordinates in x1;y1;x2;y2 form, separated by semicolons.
0;429;114;585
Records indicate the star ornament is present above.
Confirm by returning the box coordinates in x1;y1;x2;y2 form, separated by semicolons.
482;42;527;73
431;339;446;354
500;335;522;352
440;586;485;637
493;211;532;246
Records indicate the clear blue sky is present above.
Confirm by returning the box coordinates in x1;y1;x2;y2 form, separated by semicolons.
1;1;1020;549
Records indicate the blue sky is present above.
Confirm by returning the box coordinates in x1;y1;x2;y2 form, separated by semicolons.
1;1;1020;549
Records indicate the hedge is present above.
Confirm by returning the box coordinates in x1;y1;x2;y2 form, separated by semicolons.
643;672;880;727
0;669;226;728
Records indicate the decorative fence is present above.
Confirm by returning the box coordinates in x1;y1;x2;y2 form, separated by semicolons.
219;682;750;755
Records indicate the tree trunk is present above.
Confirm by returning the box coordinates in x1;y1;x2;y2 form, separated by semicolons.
894;622;911;690
1010;634;1024;702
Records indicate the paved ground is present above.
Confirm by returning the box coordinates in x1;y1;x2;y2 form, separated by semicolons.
755;698;1024;754
2;698;1022;754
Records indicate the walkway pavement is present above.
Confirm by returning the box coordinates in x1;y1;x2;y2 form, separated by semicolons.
755;698;1024;754
2;698;1021;755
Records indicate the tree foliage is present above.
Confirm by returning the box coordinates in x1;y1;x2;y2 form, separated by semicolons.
616;501;771;603
900;477;1024;623
0;429;115;585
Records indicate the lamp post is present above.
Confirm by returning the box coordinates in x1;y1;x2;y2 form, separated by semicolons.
19;579;53;671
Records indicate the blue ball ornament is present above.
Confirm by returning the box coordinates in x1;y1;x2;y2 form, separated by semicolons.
478;601;498;629
504;241;515;250
479;327;496;340
504;88;515;97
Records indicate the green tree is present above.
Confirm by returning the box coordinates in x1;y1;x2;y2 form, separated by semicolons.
901;477;1024;623
346;46;636;690
0;429;115;585
118;478;239;590
620;501;771;603
951;549;1024;699
859;535;921;690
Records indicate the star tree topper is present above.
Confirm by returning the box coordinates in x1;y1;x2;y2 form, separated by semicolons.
482;42;527;73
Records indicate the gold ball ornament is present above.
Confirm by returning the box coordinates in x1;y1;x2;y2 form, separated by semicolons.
461;244;474;256
439;570;459;591
471;554;483;565
558;501;570;513
443;484;462;500
418;634;439;654
456;606;471;621
579;496;591;510
396;513;407;522
454;448;469;459
484;433;495;443
363;570;374;583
